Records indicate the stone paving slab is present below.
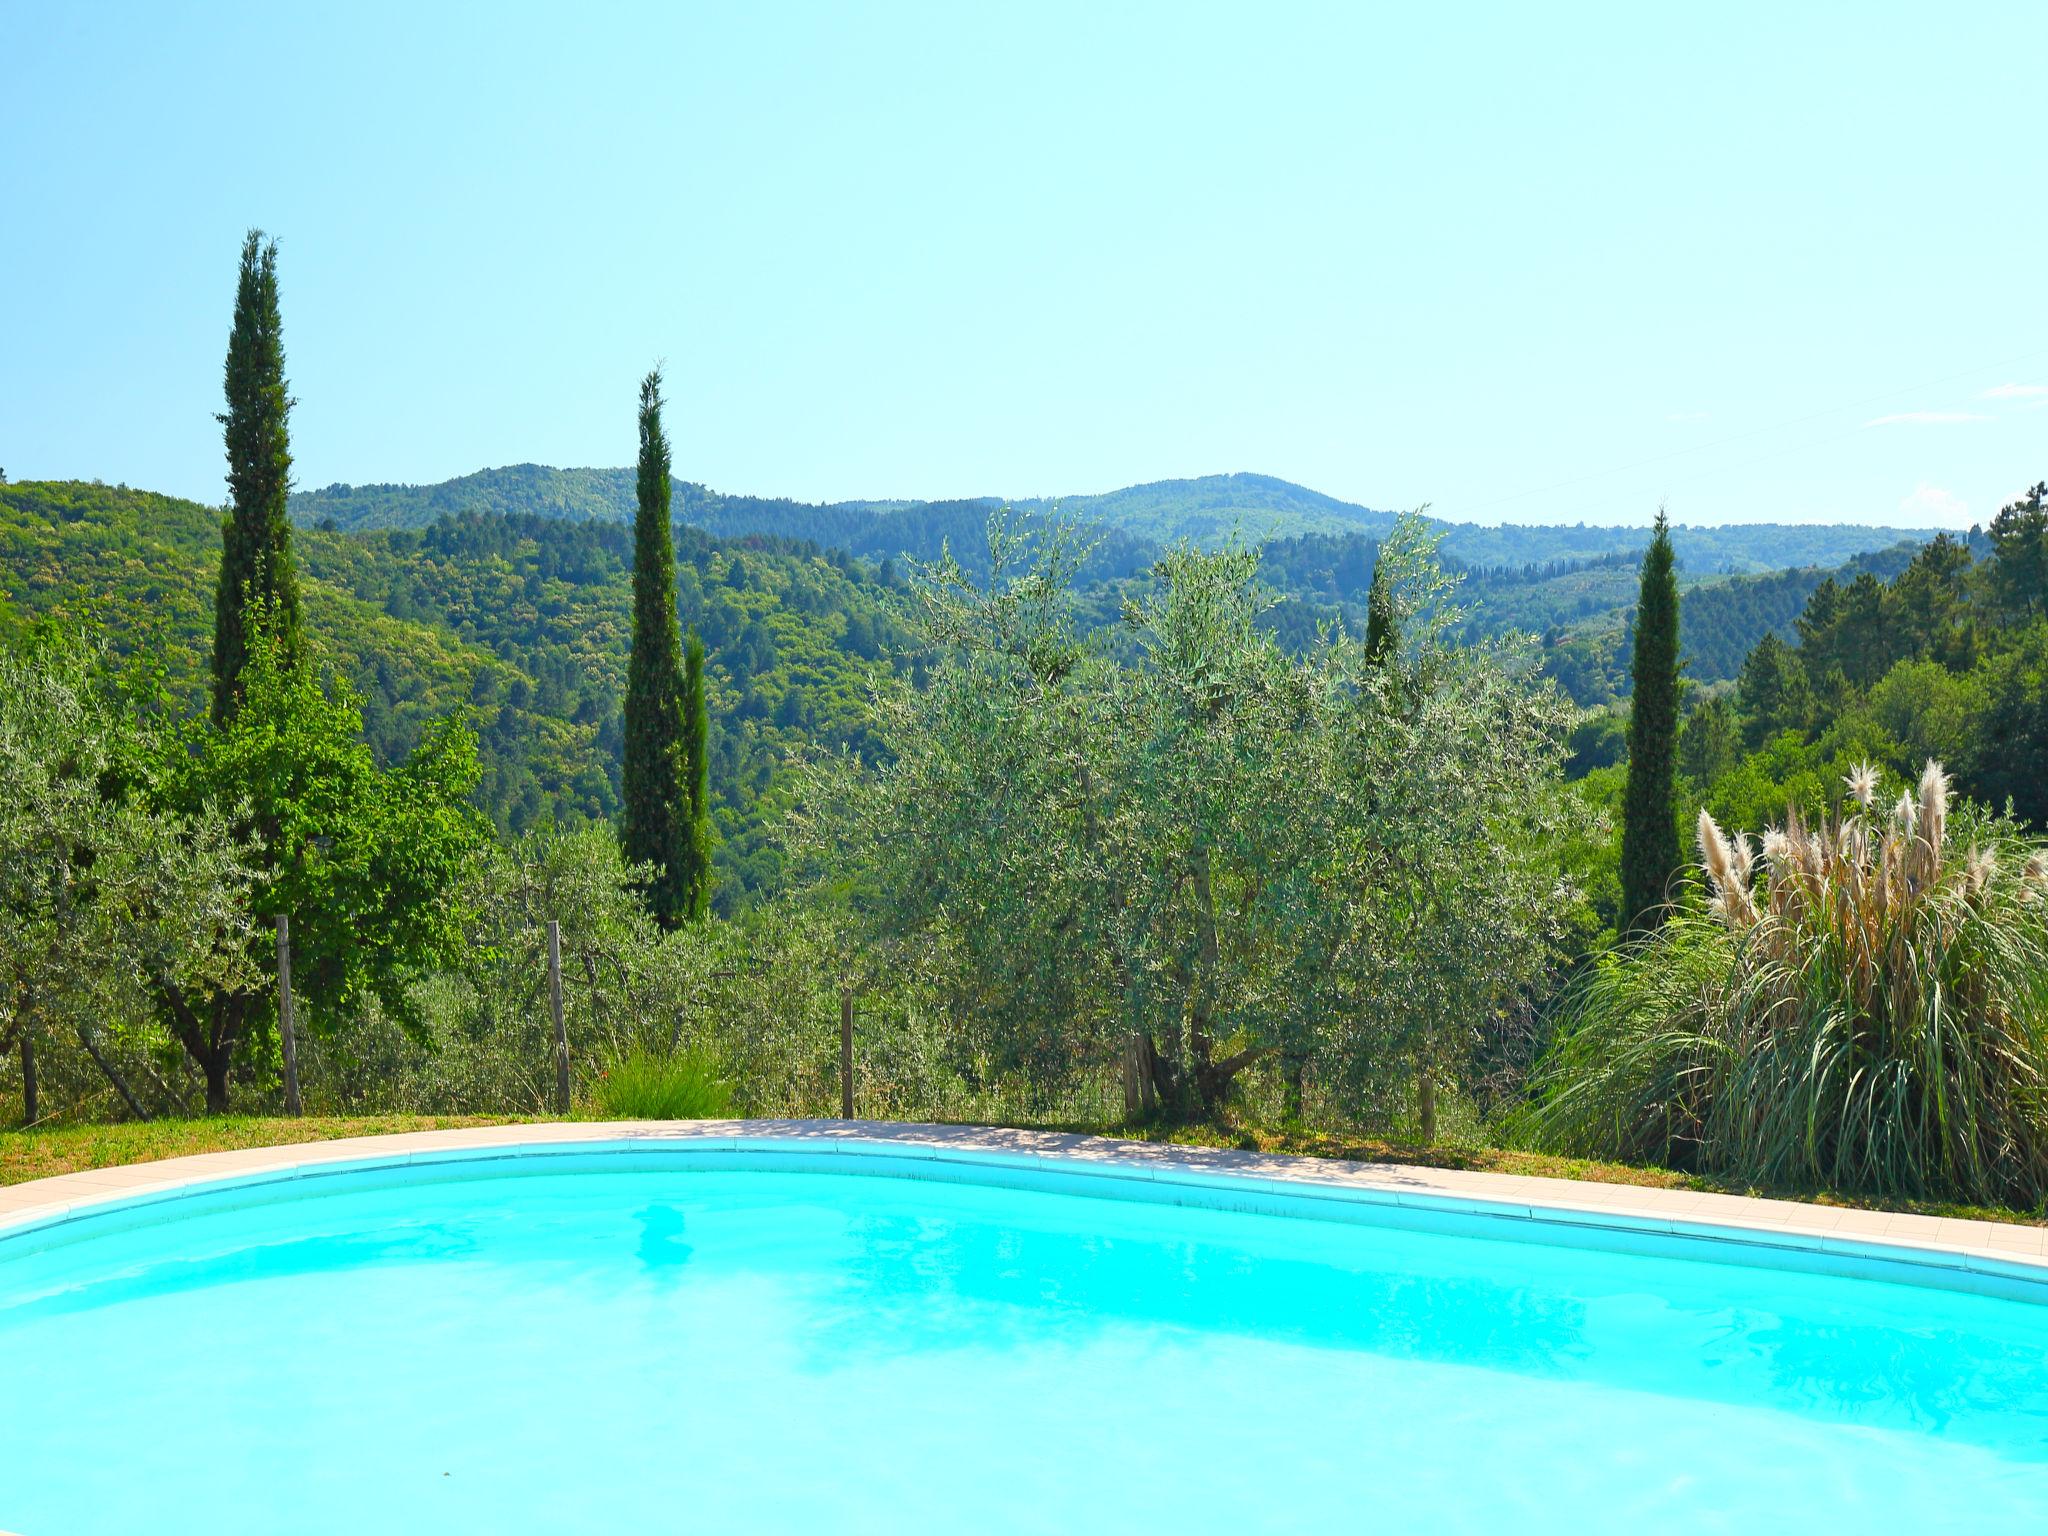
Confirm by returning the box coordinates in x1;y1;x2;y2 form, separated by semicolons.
2;1119;2045;1295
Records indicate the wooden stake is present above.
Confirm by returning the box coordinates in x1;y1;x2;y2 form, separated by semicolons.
549;920;570;1115
276;914;301;1116
19;1031;37;1127
839;989;855;1120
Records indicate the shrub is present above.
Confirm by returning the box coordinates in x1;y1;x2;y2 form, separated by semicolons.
1519;761;2048;1207
585;1047;734;1121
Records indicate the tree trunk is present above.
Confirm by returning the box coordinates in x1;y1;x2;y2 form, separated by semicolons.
156;977;242;1116
1418;1061;1437;1146
76;1026;150;1122
204;1053;232;1116
1284;1054;1305;1123
276;914;302;1116
19;1032;37;1126
548;919;570;1116
1123;1033;1160;1121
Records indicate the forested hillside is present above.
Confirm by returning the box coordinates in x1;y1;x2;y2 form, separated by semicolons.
290;467;1943;704
0;481;911;907
1535;540;1926;704
1256;529;1924;699
1;478;1943;899
293;465;1935;575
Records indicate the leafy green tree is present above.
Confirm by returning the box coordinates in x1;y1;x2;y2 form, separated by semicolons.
1621;510;1681;931
212;231;301;724
1364;555;1398;665
621;367;691;926
1860;658;1985;775
681;627;714;919
156;628;490;1110
802;513;1575;1127
0;630;258;1123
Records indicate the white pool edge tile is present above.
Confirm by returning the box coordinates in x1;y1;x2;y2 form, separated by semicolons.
4;1119;2045;1296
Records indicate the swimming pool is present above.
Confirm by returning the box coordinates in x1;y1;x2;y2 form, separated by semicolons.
4;1135;2046;1532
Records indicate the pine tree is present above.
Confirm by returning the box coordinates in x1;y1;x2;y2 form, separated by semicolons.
680;627;714;919
1736;631;1812;748
1621;510;1681;932
212;230;301;724
1364;557;1398;666
621;367;689;927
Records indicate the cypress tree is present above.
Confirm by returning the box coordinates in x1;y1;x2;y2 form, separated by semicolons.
621;367;690;927
681;627;714;920
1621;510;1682;933
212;230;301;724
1364;557;1398;667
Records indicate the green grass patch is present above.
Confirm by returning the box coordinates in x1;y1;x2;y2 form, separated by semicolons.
0;1115;518;1188
581;1048;734;1121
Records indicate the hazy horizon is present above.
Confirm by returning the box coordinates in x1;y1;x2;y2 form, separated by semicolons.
5;3;2043;531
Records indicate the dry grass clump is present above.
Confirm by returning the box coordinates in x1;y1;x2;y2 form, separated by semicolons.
1521;761;2048;1207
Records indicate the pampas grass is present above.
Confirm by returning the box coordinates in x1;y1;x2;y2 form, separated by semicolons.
1520;761;2048;1206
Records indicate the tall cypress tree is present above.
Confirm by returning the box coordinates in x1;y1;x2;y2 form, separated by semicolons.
680;627;714;920
212;230;301;724
1621;510;1682;933
621;367;689;927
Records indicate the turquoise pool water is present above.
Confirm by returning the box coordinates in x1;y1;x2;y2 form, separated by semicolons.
3;1147;2046;1532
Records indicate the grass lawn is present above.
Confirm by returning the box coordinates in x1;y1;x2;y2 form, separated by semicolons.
0;1115;520;1188
3;1111;2043;1228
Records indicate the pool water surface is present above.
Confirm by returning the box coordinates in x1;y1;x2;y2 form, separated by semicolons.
3;1148;2045;1532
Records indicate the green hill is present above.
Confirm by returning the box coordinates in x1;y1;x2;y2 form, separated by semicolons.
1532;542;1924;705
293;465;1936;577
0;480;912;909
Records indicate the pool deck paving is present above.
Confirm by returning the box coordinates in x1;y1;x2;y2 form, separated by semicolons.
2;1118;2044;1293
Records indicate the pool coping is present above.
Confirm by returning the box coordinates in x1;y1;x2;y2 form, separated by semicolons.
4;1118;2048;1293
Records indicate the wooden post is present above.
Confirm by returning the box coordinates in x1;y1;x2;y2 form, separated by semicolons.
548;920;570;1116
19;1032;37;1127
276;914;301;1116
839;989;855;1120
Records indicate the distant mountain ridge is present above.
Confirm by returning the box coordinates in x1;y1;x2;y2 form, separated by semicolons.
291;465;1937;577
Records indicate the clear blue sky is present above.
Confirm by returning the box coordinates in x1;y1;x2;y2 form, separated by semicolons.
4;1;2043;528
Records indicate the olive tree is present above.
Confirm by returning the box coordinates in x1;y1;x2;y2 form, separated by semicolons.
798;512;1579;1131
0;632;256;1123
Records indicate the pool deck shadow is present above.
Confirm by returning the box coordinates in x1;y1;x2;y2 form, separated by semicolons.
3;1118;2046;1296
